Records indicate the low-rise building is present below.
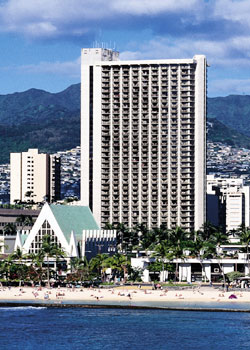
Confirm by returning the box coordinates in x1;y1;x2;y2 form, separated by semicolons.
0;208;40;235
132;244;250;284
15;203;116;260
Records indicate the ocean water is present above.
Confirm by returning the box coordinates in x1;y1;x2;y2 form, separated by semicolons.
1;307;250;350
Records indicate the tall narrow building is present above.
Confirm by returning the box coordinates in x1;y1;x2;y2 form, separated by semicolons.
10;149;61;204
81;48;206;231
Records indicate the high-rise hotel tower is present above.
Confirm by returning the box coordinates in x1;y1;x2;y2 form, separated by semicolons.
81;48;206;231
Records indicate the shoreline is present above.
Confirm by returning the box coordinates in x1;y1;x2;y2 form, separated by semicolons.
1;300;250;313
1;285;250;312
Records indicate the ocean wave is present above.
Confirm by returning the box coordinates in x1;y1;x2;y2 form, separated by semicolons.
0;306;47;310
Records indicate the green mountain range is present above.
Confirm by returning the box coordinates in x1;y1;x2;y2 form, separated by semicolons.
0;84;80;163
207;95;250;137
207;117;250;149
0;83;250;164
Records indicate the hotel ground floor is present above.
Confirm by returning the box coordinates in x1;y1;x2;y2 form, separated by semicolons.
132;257;250;284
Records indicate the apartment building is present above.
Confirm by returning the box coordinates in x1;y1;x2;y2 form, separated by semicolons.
10;149;60;204
207;175;250;231
81;48;207;230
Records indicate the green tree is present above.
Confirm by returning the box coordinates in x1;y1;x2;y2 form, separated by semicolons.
237;225;250;276
89;253;109;282
15;214;33;232
189;235;214;282
131;223;151;251
0;254;14;281
198;222;220;241
27;252;44;285
168;226;190;282
105;222;133;253
152;239;173;282
226;271;244;283
3;223;17;236
70;257;91;282
11;247;27;286
105;253;129;282
209;230;229;290
40;235;65;287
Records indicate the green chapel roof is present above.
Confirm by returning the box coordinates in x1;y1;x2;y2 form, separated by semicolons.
49;204;99;242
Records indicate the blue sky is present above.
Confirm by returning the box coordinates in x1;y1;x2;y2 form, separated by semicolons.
0;0;250;97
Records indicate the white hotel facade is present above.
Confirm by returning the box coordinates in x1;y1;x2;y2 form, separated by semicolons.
81;48;206;230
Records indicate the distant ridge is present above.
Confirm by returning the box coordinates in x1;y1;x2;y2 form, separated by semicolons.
207;94;250;137
207;118;250;149
0;84;80;163
0;83;80;126
0;84;250;164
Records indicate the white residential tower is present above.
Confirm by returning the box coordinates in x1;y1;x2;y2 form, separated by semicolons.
10;149;60;204
81;48;206;230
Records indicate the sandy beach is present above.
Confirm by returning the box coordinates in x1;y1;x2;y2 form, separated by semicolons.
0;286;250;307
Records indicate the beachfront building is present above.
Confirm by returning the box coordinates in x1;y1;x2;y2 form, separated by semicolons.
0;207;40;255
0;207;40;235
207;175;250;231
10;148;61;204
81;48;207;231
15;203;116;260
132;244;249;283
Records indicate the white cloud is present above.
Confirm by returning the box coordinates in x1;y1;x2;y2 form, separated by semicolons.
121;35;250;67
214;0;250;26
0;0;201;38
3;57;81;77
210;78;250;96
111;0;199;15
0;0;248;41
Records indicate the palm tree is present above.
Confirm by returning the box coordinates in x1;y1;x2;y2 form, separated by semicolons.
152;224;170;242
3;223;17;236
0;254;14;281
198;222;219;241
89;253;109;282
189;235;213;282
70;257;91;282
140;228;156;252
152;239;173;282
209;230;229;290
105;222;131;254
169;226;190;282
28;251;44;285
11;247;27;286
15;214;33;232
131;223;150;251
105;253;129;283
24;191;34;203
237;225;250;276
40;235;65;287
